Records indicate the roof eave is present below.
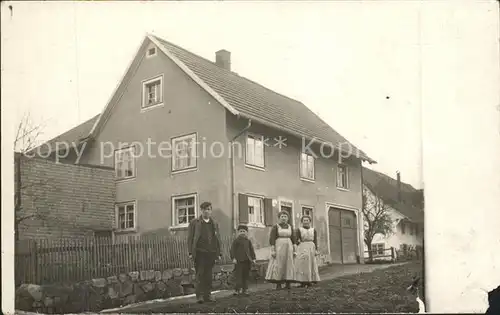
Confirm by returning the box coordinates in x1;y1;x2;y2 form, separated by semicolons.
238;112;376;163
364;184;415;221
45;137;89;156
88;36;151;140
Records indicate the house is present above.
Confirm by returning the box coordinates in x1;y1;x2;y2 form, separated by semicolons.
36;34;375;264
362;167;424;260
14;153;116;240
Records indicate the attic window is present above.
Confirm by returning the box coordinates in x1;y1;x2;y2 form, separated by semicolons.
147;47;157;58
142;75;163;109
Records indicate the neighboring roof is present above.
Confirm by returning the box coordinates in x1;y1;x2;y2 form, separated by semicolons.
362;167;424;223
38;34;375;163
151;35;374;163
37;114;99;155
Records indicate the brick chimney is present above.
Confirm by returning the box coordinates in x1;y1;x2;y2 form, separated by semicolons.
215;49;231;71
396;171;401;202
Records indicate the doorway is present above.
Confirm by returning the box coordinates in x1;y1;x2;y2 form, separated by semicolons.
279;200;293;226
328;206;358;264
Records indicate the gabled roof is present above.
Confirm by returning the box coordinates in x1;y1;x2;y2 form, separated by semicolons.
38;34;375;163
150;35;374;163
37;114;100;155
362;167;424;223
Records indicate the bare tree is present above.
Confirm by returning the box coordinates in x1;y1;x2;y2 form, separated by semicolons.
14;114;104;241
362;186;393;261
14;112;45;154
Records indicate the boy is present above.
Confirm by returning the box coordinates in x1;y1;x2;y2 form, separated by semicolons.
230;224;256;296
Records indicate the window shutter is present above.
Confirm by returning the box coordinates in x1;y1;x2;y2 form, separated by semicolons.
238;194;249;224
263;198;274;226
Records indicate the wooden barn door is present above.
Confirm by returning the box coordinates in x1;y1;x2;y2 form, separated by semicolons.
328;207;359;264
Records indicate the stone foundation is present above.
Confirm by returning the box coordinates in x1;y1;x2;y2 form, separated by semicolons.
15;262;268;314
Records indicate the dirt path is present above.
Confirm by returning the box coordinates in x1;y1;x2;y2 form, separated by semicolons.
101;262;407;313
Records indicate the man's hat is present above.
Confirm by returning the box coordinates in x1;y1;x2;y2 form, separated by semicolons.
237;224;248;231
200;201;212;210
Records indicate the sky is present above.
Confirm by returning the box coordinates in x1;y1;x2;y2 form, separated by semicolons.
2;1;423;188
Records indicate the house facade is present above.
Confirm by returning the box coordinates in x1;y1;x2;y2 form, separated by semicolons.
37;34;375;264
361;168;424;260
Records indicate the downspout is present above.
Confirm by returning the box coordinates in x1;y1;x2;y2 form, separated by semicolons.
230;118;252;232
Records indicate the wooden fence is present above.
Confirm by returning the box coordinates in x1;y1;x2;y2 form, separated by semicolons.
363;247;396;263
364;245;423;263
15;234;235;286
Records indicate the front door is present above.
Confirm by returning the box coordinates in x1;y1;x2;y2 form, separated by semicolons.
280;204;292;224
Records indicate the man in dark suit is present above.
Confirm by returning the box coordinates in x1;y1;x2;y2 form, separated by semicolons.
187;201;222;303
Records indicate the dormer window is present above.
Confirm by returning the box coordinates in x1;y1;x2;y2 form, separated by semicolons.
141;75;163;110
147;47;157;58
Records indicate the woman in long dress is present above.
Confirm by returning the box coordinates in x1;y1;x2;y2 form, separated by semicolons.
294;215;320;287
265;211;297;290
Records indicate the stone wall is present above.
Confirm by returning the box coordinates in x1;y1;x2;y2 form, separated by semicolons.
15;154;115;240
15;262;268;314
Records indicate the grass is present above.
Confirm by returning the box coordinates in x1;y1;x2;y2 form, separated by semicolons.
148;261;423;313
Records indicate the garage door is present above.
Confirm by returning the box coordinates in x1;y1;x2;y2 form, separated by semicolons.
328;207;358;264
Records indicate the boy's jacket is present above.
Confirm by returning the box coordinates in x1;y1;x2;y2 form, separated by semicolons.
230;235;256;262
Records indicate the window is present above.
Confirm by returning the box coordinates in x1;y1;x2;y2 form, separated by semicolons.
337;164;349;189
410;223;414;235
172;133;197;172
173;194;197;227
142;75;163;109
300;152;315;180
372;243;385;256
114;147;135;180
248;196;264;225
238;194;272;227
116;202;136;231
401;222;406;234
147;47;157;57
343;217;352;226
246;134;264;168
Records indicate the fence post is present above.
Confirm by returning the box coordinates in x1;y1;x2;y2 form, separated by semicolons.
391;247;395;263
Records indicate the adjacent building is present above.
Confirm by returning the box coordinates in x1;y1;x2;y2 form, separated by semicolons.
362;167;424;260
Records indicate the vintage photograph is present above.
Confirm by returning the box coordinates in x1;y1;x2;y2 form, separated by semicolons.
4;1;455;314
